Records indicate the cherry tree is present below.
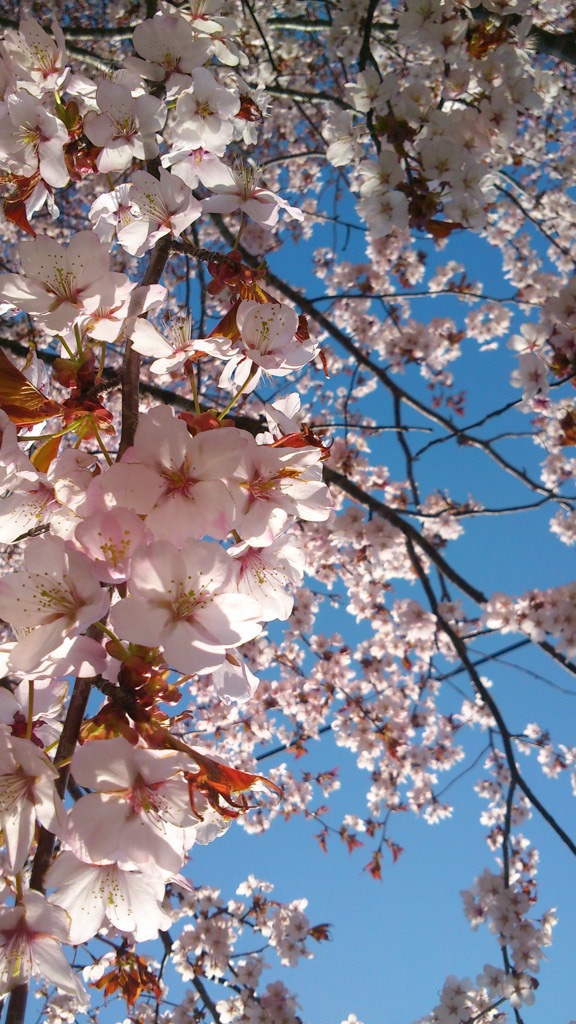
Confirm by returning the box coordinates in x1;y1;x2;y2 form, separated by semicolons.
0;1;575;1022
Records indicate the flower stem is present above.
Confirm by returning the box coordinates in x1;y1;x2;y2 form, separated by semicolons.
188;366;201;415
91;419;113;466
93;620;122;645
232;212;247;249
218;365;257;420
26;682;34;741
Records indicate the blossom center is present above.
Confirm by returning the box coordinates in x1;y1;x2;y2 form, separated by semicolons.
113;115;138;141
161;459;198;497
172;584;211;620
231;161;260;200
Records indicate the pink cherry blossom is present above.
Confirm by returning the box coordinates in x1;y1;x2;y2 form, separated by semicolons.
0;676;67;749
173;67;240;155
230;534;305;621
232;439;333;545
0;535;109;673
0;19;67;93
0;731;66;872
88;404;242;543
0;91;69;188
0;891;86;1003
164;146;225;190
83;80;166;172
200;160;303;226
195;300;317;392
236;299;315;371
130;312;200;375
0;6;574;1023
0;446;96;545
67;737;197;872
126;11;210;84
88;183;138;244
0;473;55;544
116;169;201;257
46;852;171;944
208;651;260;705
0;635;107;688
109;538;263;676
510;351;549;400
74;507;150;583
0;231;131;334
0;411;37;493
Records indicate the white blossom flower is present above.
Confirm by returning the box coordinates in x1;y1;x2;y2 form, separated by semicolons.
173;68;240;155
1;19;68;93
195;300;317;392
0;535;109;673
83;80;166;172
0;231;131;335
68;737;197;872
126;11;210;84
207;652;260;705
510;352;549;399
0;731;66;872
0;891;86;1003
229;534;305;621
233;440;333;545
87;404;242;543
200;160;303;226
110;538;263;676
46;852;172;944
88;183;137;244
116;169;201;257
130;313;200;375
0;91;69;187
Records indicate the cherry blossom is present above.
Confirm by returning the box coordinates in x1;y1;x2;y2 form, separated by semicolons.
200;160;304;226
116;169;201;257
195;300;317;392
0;535;109;673
46;852;172;944
232;440;333;545
0;3;574;1023
129;312;200;375
0;91;69;188
88;183;138;245
126;11;210;86
208;652;260;705
0;19;67;93
74;507;150;583
173;67;240;155
83;80;166;173
67;737;197;872
109;538;263;675
0;891;86;1003
0;231;131;334
0;731;65;873
229;534;305;621
88;404;241;543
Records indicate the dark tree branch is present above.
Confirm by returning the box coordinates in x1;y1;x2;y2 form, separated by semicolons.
324;464;487;604
406;536;576;859
29;675;95;894
118;236;172;458
192;977;223;1024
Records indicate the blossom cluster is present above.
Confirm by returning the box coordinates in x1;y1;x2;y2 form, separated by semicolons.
0;0;574;1022
0;3;331;1012
418;863;556;1024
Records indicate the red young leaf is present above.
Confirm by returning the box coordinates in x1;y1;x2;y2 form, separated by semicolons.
186;747;282;820
0;348;63;426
